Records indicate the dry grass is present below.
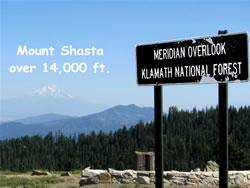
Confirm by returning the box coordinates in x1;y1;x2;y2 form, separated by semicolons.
0;171;224;188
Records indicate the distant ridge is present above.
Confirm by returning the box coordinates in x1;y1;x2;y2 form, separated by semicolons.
16;113;73;125
0;104;154;139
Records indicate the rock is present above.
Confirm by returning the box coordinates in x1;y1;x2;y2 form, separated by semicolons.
79;176;99;186
138;176;150;184
200;176;218;186
111;177;120;184
123;170;137;179
234;174;245;185
189;174;197;179
188;177;200;184
188;176;199;184
121;178;134;184
163;178;170;185
212;172;219;178
32;170;51;176
137;171;151;177
108;169;137;184
199;174;206;179
81;169;106;177
229;175;236;184
79;177;88;186
61;172;71;176
165;172;174;180
172;176;185;181
84;166;91;170
80;168;106;186
88;176;100;184
204;161;219;172
193;168;201;172
123;170;137;183
108;168;123;176
150;176;155;183
186;182;198;186
170;179;184;185
172;172;189;178
203;172;213;177
99;172;111;182
148;172;155;177
81;171;97;178
78;168;250;187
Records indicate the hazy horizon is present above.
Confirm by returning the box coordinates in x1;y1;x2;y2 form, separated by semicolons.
1;1;250;121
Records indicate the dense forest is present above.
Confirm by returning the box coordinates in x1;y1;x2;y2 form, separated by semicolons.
0;106;250;172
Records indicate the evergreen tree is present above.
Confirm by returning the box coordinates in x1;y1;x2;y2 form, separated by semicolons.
0;106;249;172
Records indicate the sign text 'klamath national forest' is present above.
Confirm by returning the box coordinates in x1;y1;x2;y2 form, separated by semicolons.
136;33;248;85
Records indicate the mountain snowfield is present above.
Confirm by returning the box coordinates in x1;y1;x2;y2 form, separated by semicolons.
0;85;108;122
32;85;72;98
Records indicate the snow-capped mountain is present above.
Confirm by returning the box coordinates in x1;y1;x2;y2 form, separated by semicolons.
32;85;72;98
1;85;108;122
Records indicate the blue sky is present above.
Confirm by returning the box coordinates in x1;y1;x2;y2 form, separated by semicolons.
1;0;250;112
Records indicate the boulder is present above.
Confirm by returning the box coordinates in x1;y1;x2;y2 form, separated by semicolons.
79;177;88;186
193;168;201;172
108;169;137;184
122;170;137;184
204;161;219;172
84;166;90;170
170;179;185;185
111;177;120;184
212;172;219;178
32;170;51;176
200;176;218;186
79;176;99;186
137;171;151;177
121;178;134;184
163;178;170;185
123;170;137;179
234;174;245;185
81;169;106;177
165;172;174;180
61;172;71;176
108;168;123;176
80;168;106;186
99;172;111;182
188;177;200;184
138;176;150;184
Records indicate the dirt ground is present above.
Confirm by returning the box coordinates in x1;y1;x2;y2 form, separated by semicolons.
48;174;80;188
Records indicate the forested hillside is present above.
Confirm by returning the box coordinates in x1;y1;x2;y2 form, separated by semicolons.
0;106;249;172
